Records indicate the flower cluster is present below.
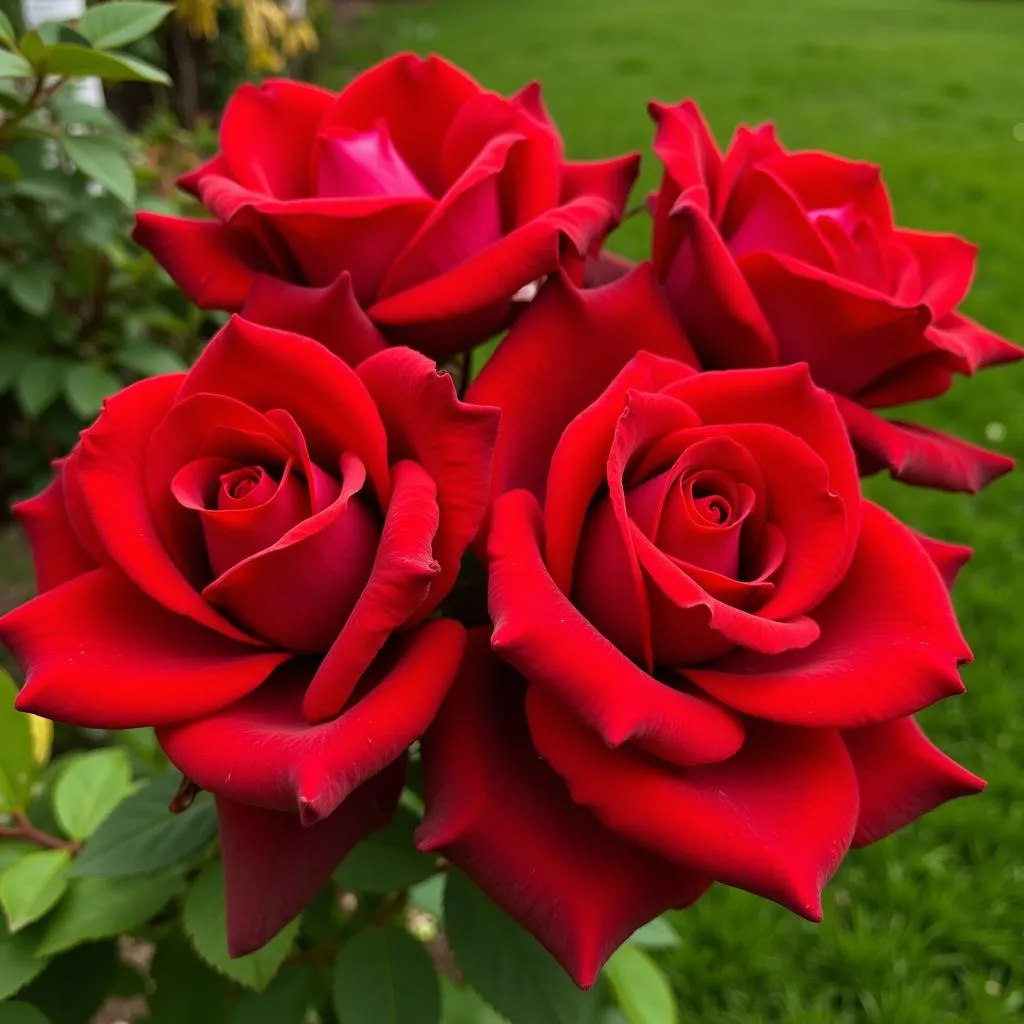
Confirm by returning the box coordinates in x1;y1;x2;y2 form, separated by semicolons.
3;54;1017;987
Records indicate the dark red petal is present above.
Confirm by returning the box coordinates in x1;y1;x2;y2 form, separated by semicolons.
13;472;97;594
685;501;971;727
842;717;984;847
74;374;256;643
240;272;388;364
489;490;744;767
836;395;1014;493
467;266;696;506
526;687;858;920
319;53;483;197
357;347;499;620
559;153;640;224
179;316;392;507
911;530;971;589
648;99;722;225
4;568;288;728
218;79;334;199
893;229;976;317
218;757;405;956
927;312;1023;372
132;214;264;310
302;460;440;723
417;630;709;988
583;250;635;287
159;620;464;820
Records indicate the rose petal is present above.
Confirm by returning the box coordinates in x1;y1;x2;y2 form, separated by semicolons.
5;568;288;728
842;717;984;847
417;630;709;988
158;619;464;820
316;123;431;199
526;686;858;921
893;229;977;317
218;757;405;956
489;490;745;767
685;501;971;726
911;530;972;589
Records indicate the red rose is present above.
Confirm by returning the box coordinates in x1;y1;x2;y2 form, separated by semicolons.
133;54;638;361
418;270;982;987
0;315;498;953
648;100;1021;493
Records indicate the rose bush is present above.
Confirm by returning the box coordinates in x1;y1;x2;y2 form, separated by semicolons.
646;100;1022;493
417;269;984;986
0;313;498;953
133;53;639;360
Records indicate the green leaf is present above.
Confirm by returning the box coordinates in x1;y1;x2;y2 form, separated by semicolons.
0;850;71;931
16;358;64;417
441;977;509;1024
0;346;30;395
231;964;313;1024
0;670;36;813
77;2;172;50
63;363;121;418
0;842;37;872
52;748;133;841
51;96;120;131
0;51;32;78
627;918;680;951
146;932;235;1024
72;772;217;878
603;945;676;1024
410;874;446;920
59;134;135;207
18;939;119;1024
35;872;182;955
41;44;169;83
0;11;16;47
444;872;597;1024
332;925;440;1024
8;266;55;317
0;1003;50;1024
0;929;48;1001
334;807;440;894
17;31;46;66
0;152;20;179
184;861;299;992
115;343;187;377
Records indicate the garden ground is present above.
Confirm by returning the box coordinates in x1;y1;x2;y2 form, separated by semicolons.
2;0;1022;1020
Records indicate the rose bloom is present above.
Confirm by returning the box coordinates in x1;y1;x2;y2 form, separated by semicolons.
646;100;1021;493
134;53;638;361
0;315;497;953
417;268;983;987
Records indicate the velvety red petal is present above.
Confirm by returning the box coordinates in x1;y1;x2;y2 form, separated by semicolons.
240;272;388;363
4;568;288;728
467;267;696;506
302;460;440;723
685;501;971;726
489;490;745;766
158;620;464;820
526;687;858;920
417;630;709;988
927;312;1024;372
893;229;976;317
911;530;971;589
319;53;483;197
842;717;984;847
583;250;635;287
559;153;640;224
179;316;392;507
648;99;722;229
13;472;98;594
836;395;1014;493
357;347;499;620
218;757;405;956
132;213;265;310
218;79;334;199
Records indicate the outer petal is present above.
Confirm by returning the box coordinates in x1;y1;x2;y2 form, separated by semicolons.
357;347;499;620
928;312;1023;372
489;490;745;767
13;472;97;594
836;396;1015;493
302;460;441;723
526;687;858;921
5;568;288;728
218;757;405;956
912;530;971;589
158;620;465;820
417;630;709;988
467;267;697;505
842;717;984;847
132;214;265;310
893;230;976;316
178;317;391;507
240;272;388;364
685;501;971;726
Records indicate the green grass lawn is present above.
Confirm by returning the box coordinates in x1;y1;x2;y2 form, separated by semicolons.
326;1;1024;1020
